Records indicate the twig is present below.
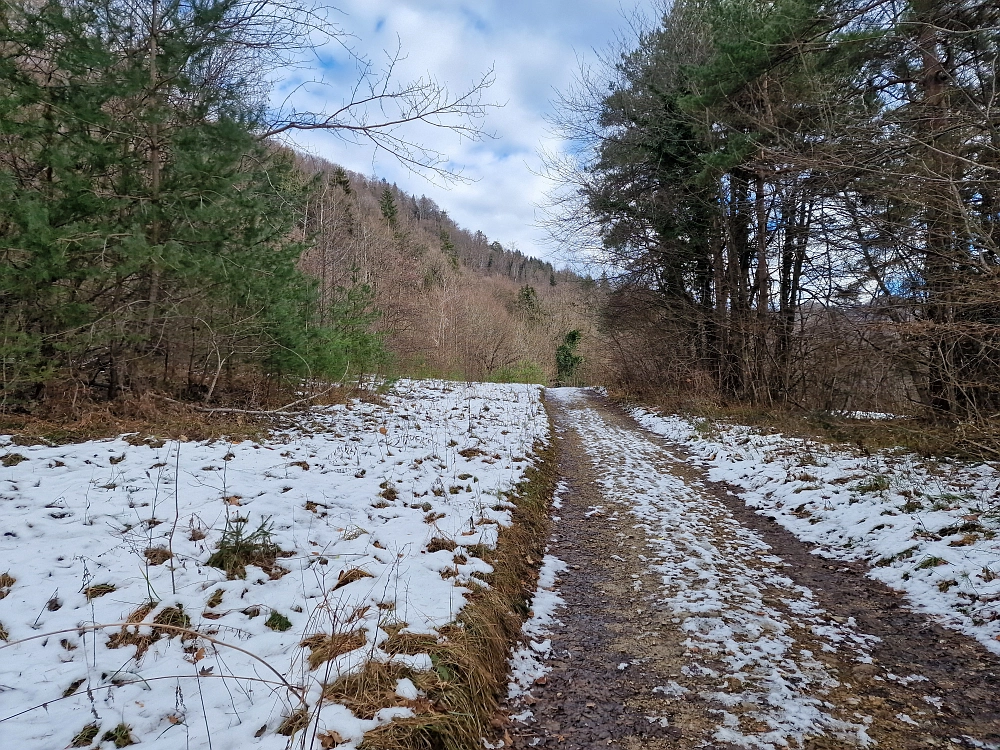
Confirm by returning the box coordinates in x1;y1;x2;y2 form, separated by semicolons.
963;439;1000;460
169;440;180;595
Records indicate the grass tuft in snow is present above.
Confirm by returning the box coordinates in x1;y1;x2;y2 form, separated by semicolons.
276;707;310;737
0;572;14;599
301;631;367;670
82;583;116;600
70;723;100;747
361;435;557;750
332;567;374;590
265;610;292;632
206;515;283;579
101;723;136;748
143;546;172;565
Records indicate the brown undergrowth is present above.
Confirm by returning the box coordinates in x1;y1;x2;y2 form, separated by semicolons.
348;423;557;750
0;381;354;446
612;385;999;461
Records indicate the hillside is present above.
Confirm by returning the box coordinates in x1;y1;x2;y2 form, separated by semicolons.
294;155;605;386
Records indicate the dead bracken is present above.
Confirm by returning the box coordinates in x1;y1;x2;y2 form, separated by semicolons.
332;567;374;590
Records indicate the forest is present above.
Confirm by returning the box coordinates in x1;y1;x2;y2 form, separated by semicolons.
2;3;1000;749
551;0;1000;436
0;0;599;419
2;0;1000;450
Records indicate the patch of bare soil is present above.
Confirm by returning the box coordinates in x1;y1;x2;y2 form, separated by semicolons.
505;391;999;750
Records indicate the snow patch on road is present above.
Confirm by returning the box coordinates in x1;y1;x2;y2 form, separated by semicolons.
507;483;569;706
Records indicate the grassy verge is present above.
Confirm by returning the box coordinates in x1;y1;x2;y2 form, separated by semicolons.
346;432;557;750
0;387;352;446
613;386;999;461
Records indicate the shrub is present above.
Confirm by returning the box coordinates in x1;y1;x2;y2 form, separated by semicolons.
207;516;282;579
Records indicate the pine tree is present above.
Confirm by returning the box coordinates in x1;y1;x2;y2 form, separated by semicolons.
379;187;398;228
0;0;383;404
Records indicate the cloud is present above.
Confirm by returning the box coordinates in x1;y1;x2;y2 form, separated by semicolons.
272;0;658;264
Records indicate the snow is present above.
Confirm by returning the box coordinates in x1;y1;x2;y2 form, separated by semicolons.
551;389;877;749
832;411;904;421
394;678;419;700
0;379;548;749
506;483;568;707
632;408;1000;656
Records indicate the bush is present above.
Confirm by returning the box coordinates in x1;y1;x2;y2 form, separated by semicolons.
207;516;282;579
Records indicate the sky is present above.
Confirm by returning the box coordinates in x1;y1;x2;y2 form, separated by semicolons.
271;0;659;265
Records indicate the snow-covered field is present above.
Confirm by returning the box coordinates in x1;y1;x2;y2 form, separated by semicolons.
0;380;547;749
633;408;1000;656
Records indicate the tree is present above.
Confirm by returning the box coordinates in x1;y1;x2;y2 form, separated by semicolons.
556;330;583;384
0;0;385;404
379;188;399;228
548;0;1000;422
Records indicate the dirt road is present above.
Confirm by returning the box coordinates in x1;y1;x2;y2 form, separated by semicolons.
506;389;999;749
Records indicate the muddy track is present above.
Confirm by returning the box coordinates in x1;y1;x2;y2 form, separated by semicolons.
505;390;999;750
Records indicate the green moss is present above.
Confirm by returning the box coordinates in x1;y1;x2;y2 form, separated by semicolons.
265;611;292;632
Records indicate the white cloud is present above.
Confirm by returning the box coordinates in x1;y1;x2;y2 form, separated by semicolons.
272;0;659;262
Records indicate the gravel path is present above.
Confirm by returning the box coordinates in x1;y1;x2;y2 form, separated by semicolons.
504;389;1000;750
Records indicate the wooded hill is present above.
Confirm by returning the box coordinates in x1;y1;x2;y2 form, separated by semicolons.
294;155;603;386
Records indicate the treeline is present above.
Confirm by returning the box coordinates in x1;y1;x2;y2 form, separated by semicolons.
0;0;383;410
554;0;1000;422
0;0;599;413
296;156;603;384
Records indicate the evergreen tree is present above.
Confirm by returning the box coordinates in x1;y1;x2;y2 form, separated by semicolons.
0;0;383;404
555;330;583;385
379;187;398;228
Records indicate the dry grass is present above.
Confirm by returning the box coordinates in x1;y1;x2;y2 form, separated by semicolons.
107;602;192;659
153;605;192;633
107;602;160;658
301;631;368;670
101;722;136;748
206;588;224;608
623;388;997;461
0;572;14;599
321;660;442;722
425;537;457;553
71;723;100;747
355;432;557;750
144;547;173;566
277;707;311;737
332;567;374;590
382;632;439;656
0;379;353;446
0;393;269;446
83;583;116;600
